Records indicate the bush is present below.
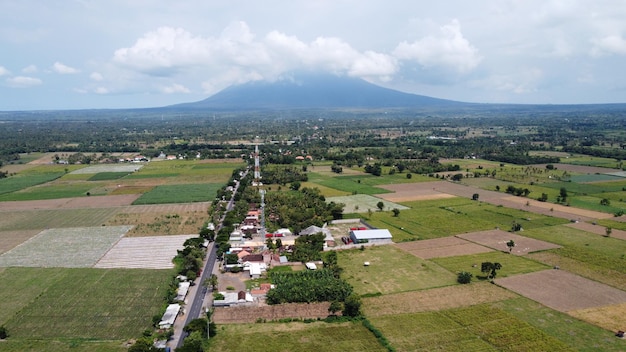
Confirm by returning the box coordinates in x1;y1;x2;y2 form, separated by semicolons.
0;326;7;339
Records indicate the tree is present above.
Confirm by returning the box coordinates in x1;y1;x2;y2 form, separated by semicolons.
600;198;611;206
457;271;472;284
481;262;502;281
472;193;479;201
605;227;612;237
406;173;412;179
0;326;7;339
328;300;343;316
506;240;515;253
343;293;362;317
128;338;158;352
204;274;218;291
392;208;400;217
452;173;463;181
376;201;384;211
177;330;205;352
559;187;568;203
290;181;301;191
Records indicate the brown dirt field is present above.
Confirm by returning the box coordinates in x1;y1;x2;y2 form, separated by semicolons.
456;229;561;255
0;194;139;211
0;229;41;254
376;182;456;202
362;282;517;317
504;196;613;220
495;269;626;312
527;251;626;291
212;302;331;324
394;237;493;259
569;302;626;332
566;222;626;240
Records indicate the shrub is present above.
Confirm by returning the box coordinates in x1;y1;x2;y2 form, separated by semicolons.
457;271;472;284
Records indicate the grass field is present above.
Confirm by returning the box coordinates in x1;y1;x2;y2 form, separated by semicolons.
87;172;131;181
208;321;387;352
0;208;120;231
124;159;242;183
132;183;222;204
432;251;551;280
0;172;65;196
362;197;568;242
369;303;574;351
307;172;392;195
0;267;172;341
522;224;626;275
0;182;97;201
338;245;457;295
326;194;409;214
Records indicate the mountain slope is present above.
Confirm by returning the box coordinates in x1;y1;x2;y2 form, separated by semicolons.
172;73;463;110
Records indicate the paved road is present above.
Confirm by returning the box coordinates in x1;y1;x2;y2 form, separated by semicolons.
173;170;246;349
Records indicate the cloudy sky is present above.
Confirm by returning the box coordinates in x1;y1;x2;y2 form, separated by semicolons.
1;0;626;110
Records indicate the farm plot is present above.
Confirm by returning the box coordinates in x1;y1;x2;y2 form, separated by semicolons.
432;251;551;280
69;164;144;174
95;234;195;269
0;207;120;231
210;321;386;352
0;194;139;211
0;225;131;267
326;194;408;214
213;302;331;324
362;282;517;317
132;183;222;204
0;229;41;254
395;236;493;259
337;245;457;295
370;303;573;352
106;208;206;236
569;302;626;333
456;229;561;255
566;221;626;240
2;267;171;340
495;269;626;312
376;182;457;202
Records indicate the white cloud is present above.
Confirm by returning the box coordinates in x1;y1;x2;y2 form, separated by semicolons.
0;66;10;76
161;83;190;94
591;35;626;56
393;19;481;73
22;65;37;73
52;61;79;74
90;72;104;81
6;76;43;87
95;87;109;94
477;68;544;95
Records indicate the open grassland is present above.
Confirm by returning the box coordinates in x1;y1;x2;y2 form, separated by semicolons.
208;321;386;352
369;303;574;352
560;155;622;168
569;302;626;333
363;197;568;242
0;267;172;340
69;164;144;174
299;181;351;197
132;183;222;204
0;207;120;231
498;297;626;352
337;245;457;295
87;172;131;181
0;340;126;352
522;224;626;276
0;226;131;267
432;251;551;280
0;181;98;201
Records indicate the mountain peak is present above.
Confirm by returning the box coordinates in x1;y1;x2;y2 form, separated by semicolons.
172;72;461;110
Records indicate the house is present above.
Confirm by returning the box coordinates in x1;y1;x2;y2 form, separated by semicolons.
305;262;317;270
175;282;190;302
158;304;181;329
349;229;393;243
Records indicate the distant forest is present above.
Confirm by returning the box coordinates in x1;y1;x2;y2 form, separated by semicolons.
2;105;626;169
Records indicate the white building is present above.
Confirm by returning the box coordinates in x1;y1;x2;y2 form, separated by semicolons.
349;229;393;243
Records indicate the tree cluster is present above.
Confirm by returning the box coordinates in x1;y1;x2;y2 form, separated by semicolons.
266;268;353;304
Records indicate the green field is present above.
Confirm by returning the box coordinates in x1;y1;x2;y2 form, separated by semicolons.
363;197;568;242
0;182;97;201
522;225;626;275
0;208;120;231
307;172;392;195
369;304;574;351
132;183;223;204
432;251;550;280
0;172;65;195
208;321;386;352
124;160;242;183
338;245;457;295
0;267;172;342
